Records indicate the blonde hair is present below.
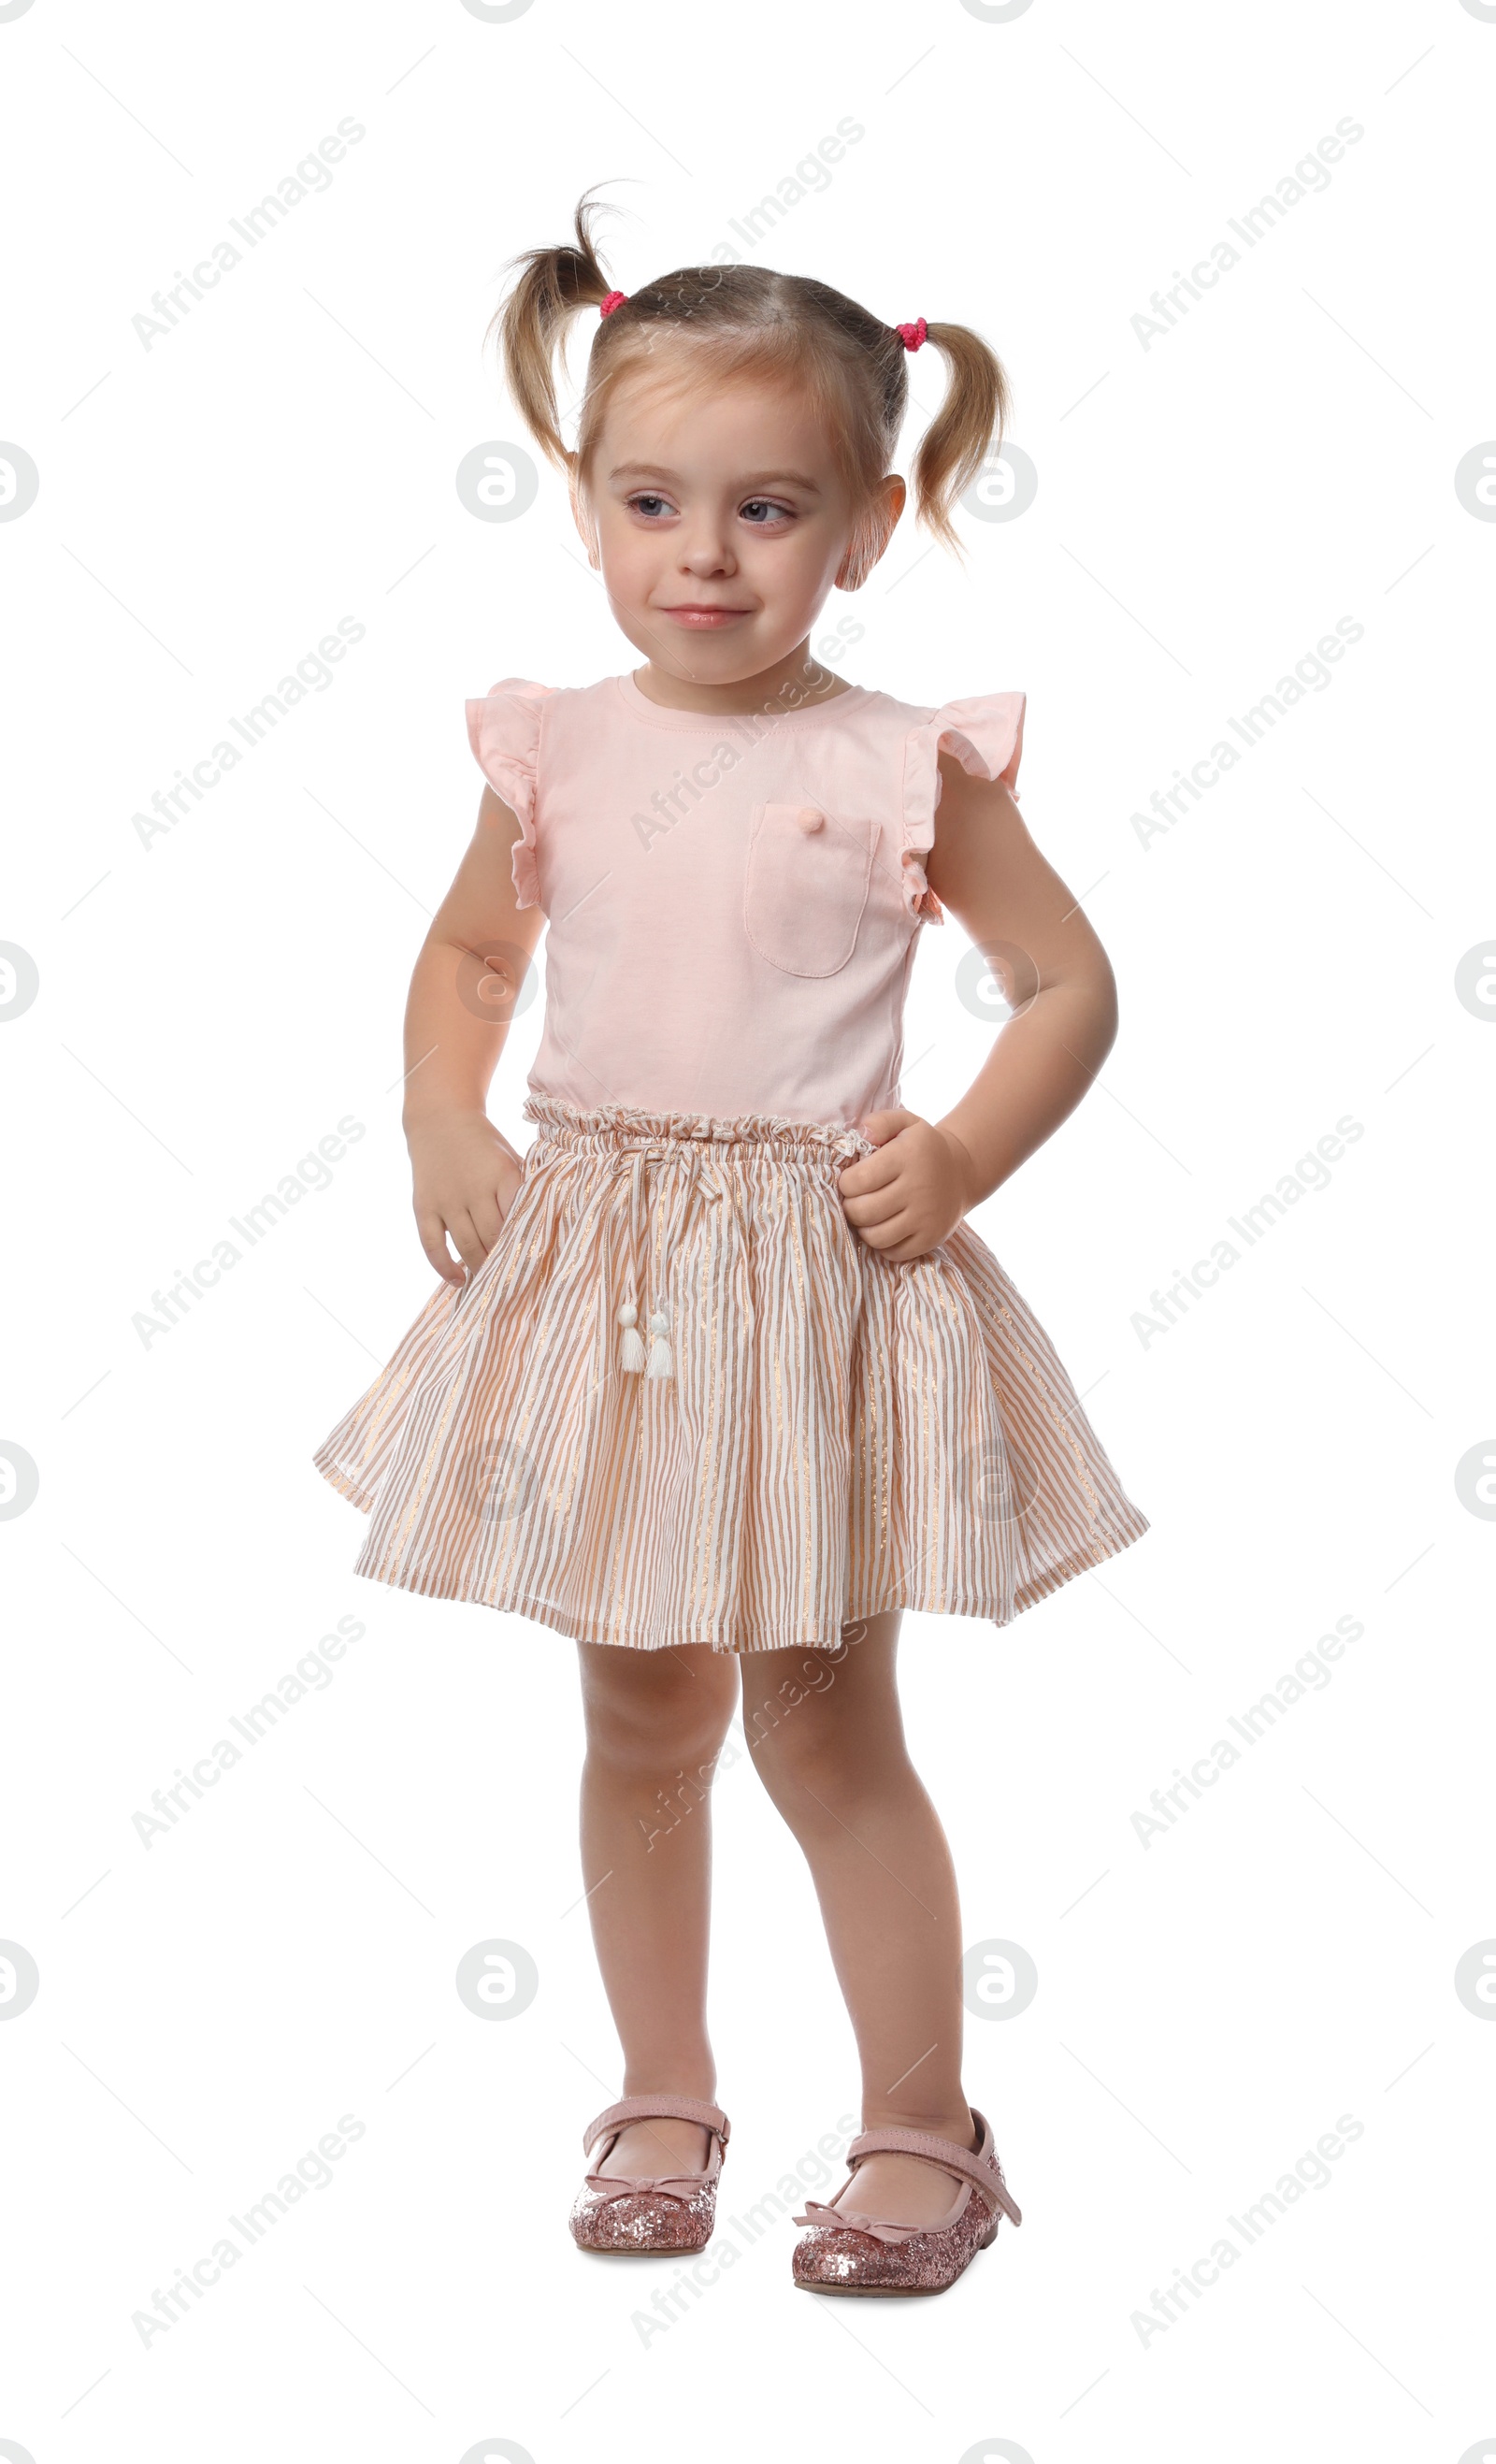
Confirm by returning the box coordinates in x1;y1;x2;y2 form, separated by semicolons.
489;185;1013;584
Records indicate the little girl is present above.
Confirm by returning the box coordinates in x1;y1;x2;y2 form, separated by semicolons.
314;192;1149;2298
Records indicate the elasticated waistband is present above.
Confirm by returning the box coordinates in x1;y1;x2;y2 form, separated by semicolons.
522;1091;876;1161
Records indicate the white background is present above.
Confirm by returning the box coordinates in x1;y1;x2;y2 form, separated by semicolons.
2;0;1493;2458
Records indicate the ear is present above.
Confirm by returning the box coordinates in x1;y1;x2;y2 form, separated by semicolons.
835;474;906;591
568;468;600;569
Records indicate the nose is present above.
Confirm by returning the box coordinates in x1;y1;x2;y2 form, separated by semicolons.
677;515;736;578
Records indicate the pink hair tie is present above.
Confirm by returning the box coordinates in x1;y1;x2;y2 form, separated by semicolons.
599;290;627;318
895;316;928;352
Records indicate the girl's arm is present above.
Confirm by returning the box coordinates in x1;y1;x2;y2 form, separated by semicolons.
840;753;1118;1260
403;786;546;1285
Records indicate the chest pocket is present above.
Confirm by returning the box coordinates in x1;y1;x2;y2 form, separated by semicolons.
742;802;878;977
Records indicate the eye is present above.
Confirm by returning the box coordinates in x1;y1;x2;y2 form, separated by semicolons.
626;492;676;520
741;497;795;526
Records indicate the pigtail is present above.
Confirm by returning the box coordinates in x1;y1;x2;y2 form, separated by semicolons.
484;186;1015;583
909;322;1014;563
487;185;624;478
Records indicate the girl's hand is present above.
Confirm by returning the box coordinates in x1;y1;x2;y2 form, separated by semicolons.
408;1108;525;1286
836;1107;977;1262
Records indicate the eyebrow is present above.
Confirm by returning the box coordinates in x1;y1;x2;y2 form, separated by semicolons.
609;463;823;495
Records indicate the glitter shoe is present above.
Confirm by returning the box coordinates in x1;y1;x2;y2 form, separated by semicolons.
568;2094;730;2255
791;2109;1021;2296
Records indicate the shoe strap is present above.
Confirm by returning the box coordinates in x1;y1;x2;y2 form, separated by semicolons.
582;2094;730;2158
842;2115;1022;2226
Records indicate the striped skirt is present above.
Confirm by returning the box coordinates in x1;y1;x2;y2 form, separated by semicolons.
312;1093;1149;1652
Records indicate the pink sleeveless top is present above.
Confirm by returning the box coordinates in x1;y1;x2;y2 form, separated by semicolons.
466;669;1026;1130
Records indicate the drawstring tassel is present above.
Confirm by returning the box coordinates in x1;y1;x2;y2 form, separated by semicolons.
644;1301;673;1380
617;1146;676;1380
617;1297;646;1374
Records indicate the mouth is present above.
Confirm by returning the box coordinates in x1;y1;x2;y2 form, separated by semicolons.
658;605;753;627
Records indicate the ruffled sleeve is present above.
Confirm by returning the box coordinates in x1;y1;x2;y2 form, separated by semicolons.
900;691;1027;927
464;677;557;910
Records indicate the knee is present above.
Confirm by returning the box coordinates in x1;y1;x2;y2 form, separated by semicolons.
741;1659;892;1817
580;1647;737;1780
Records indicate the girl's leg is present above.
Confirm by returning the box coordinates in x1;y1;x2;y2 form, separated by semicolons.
576;1639;741;2178
743;1612;977;2227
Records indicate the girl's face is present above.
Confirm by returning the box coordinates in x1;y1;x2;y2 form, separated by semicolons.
579;361;901;687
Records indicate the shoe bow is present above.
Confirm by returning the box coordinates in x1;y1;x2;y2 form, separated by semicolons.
791;2199;925;2246
583;2171;706;2203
